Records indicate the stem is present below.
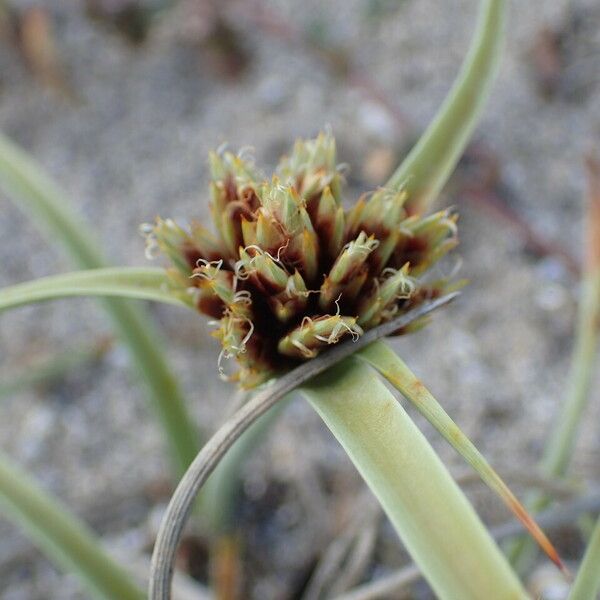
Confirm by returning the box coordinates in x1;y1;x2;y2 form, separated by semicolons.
0;132;199;476
201;398;288;534
387;0;506;213
0;267;192;312
0;451;144;600
568;515;600;600
303;359;527;600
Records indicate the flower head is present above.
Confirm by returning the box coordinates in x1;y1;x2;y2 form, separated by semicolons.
142;131;460;387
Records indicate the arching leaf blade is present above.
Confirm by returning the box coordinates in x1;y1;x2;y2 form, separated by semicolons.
0;132;200;475
359;340;565;573
302;358;528;600
0;267;192;312
0;450;145;600
387;0;507;214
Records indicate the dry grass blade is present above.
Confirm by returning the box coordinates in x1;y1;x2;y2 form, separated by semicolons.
148;293;458;599
584;153;600;273
302;493;379;600
332;565;419;600
16;7;74;99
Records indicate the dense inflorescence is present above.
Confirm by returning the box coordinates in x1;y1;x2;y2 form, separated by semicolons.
142;132;461;387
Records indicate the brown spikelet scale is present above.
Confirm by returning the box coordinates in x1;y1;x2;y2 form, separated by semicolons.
141;131;460;387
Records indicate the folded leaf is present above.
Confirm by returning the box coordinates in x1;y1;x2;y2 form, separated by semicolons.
359;340;565;572
302;358;527;600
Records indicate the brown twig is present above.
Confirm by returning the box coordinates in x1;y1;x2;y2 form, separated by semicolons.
584;153;600;274
149;293;459;599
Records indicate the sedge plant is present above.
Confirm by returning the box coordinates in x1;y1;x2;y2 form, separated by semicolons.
2;0;592;598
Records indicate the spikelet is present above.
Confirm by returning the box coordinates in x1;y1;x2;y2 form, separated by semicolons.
143;130;460;387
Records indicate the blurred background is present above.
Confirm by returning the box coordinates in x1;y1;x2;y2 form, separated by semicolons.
1;0;599;598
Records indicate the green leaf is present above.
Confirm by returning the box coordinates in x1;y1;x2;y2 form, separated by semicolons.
359;340;564;571
302;358;527;600
509;156;600;571
0;267;193;312
0;450;144;600
0;132;199;476
569;514;600;600
387;0;506;213
511;273;600;571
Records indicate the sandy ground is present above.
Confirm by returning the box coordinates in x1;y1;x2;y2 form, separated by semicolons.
1;0;599;598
